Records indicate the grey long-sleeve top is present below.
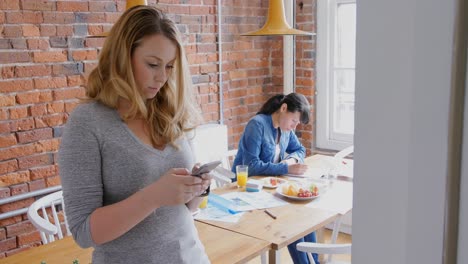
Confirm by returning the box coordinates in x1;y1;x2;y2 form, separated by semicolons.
58;102;210;264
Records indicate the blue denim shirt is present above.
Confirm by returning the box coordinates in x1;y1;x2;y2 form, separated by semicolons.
232;114;306;176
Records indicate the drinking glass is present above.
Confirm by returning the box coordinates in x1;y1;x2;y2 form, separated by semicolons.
236;165;248;188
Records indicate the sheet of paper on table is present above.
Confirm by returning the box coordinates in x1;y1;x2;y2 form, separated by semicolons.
194;204;245;223
283;167;329;179
221;191;289;211
305;180;353;215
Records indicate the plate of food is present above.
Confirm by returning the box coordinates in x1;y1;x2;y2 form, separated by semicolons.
275;182;321;201
262;177;288;188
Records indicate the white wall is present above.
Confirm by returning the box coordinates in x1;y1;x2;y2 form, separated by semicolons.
353;0;457;263
458;54;468;264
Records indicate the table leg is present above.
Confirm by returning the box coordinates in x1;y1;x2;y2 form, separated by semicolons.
268;249;281;264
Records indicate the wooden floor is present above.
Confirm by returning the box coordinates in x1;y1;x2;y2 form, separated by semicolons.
248;229;352;264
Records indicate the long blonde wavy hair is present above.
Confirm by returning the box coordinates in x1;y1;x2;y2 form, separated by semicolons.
86;5;201;147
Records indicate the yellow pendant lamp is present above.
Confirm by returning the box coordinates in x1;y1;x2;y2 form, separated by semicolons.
89;0;148;38
241;0;313;36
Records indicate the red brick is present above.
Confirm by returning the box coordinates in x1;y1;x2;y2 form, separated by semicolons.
0;187;10;198
64;101;79;113
34;77;67;90
18;154;53;170
0;216;22;227
67;75;85;87
89;1;116;12
32;51;67;63
0;228;5;240
84;37;105;48
1;66;14;79
9;183;28;196
29;104;47;117
0;237;16;253
29;165;56;181
0;95;15;107
9;106;28;119
42;12;74;24
9;118;35;132
56;25;73;36
16;128;53;144
2;25;22;37
47;102;64;114
34;114;67;128
0;134;17;148
32;138;60;153
0;144;36;161
6;11;43;23
14;65;51;78
0;171;31;187
189;6;212;15
0;108;7;120
26;39;49;50
39;24;57;36
0;79;34;93
0;122;9;134
45;175;61;187
22;0;56;11
28;179;46;191
6;220;36;238
16;91;53;105
0;51;31;64
0;160;17;175
71;49;98;61
52;87;86;100
57;1;88;12
22;24;40;37
0;0;19;9
17;230;41;246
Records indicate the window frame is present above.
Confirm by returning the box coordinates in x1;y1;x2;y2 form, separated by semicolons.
316;0;356;150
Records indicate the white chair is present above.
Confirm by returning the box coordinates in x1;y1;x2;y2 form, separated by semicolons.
27;191;71;244
329;145;354;178
191;124;236;188
297;239;351;264
298;215;351;263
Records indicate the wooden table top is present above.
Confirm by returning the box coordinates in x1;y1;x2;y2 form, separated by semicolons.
0;222;269;264
200;182;338;250
0;236;92;264
196;221;270;264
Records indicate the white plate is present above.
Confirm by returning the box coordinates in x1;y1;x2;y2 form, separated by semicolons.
275;184;320;201
262;177;288;188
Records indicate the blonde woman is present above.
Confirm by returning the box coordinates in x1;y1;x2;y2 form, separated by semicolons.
59;6;211;263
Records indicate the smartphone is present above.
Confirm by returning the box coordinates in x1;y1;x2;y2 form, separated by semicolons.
191;160;222;177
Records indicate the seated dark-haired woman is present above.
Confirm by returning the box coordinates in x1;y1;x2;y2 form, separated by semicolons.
232;93;319;264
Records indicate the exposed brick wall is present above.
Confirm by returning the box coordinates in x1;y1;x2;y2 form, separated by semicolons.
0;0;316;257
295;0;316;155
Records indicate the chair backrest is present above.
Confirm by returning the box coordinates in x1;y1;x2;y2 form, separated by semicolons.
297;241;351;264
191;124;236;188
329;145;354;177
27;191;71;244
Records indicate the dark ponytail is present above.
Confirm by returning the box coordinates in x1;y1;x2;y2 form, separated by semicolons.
257;93;310;124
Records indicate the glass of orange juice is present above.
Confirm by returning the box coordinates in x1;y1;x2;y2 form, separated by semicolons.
236;165;248;188
199;196;208;209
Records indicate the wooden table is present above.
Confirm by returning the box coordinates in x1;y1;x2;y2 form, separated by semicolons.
0;236;92;264
0;222;269;264
196;221;270;263
199;182;339;264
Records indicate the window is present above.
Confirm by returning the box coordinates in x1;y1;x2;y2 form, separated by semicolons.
316;0;356;150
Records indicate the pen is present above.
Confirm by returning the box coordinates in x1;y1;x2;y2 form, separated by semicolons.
264;209;277;219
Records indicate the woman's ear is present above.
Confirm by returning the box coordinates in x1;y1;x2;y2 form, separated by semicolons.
280;103;288;112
